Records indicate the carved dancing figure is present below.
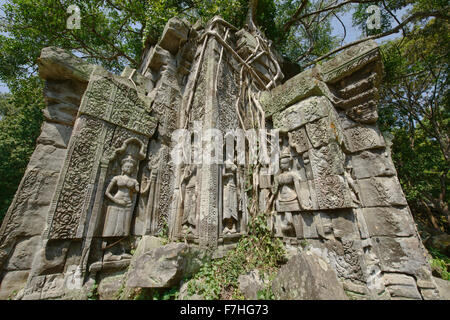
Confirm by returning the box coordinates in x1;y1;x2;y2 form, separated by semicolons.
181;164;197;235
223;161;238;235
102;155;140;237
344;162;361;206
140;156;160;235
272;147;303;237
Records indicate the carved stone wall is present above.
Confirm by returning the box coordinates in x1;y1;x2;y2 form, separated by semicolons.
260;40;440;300
0;48;94;299
0;17;441;300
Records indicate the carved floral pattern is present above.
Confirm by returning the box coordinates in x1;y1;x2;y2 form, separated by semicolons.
49;117;102;239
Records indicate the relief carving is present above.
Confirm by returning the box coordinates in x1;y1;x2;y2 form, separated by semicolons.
102;155;140;237
222;161;238;235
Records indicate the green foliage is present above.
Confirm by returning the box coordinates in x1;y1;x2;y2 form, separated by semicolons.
152;286;180;300
428;247;450;281
0;77;44;224
131;288;152;300
273;0;340;65
87;283;99;300
7;290;18;300
376;17;449;232
187;212;285;300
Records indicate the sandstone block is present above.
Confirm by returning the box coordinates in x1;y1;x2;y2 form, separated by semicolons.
372;237;428;275
37;122;73;149
273;96;331;131
6;236;41;271
343;124;385;153
98;273;126;300
159;17;189;55
238;270;267;300
0;270;29;299
362;207;415;237
272;251;348;300
350;149;396;179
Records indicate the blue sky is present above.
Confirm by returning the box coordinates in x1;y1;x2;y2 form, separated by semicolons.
0;3;406;94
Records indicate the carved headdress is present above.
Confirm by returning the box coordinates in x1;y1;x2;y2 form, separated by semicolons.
280;145;291;160
121;154;137;167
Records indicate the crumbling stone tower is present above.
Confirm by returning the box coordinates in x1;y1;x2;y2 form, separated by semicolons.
0;16;441;300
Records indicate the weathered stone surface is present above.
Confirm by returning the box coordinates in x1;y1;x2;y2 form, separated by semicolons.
0;18;438;301
420;287;442;300
309;143;345;178
127;236;164;272
27;144;67;171
320;40;380;83
2;172;60;239
37;122;73;149
238;270;267;300
372;237;428;275
314;175;353;210
147;45;173;71
342;280;369;296
272;251;348;300
358;177;408;207
429;234;450;256
332;210;358;239
362;207;415;237
387;284;422;300
383;273;421;299
159;17;189;55
126;243;204;288
260;68;324;117
40;273;66;300
0;270;29;299
305;117;336;148
343;125;386;153
30;242;69;276
288;127;312;154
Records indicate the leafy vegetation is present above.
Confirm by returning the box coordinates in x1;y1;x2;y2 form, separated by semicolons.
186;212;286;299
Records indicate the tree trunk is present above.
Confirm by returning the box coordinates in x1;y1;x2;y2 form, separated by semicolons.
420;198;441;232
246;0;259;31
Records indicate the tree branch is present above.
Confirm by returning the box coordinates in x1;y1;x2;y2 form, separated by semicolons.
302;11;449;68
283;0;309;32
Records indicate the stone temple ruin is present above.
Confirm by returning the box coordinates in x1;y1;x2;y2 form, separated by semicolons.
0;16;442;300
